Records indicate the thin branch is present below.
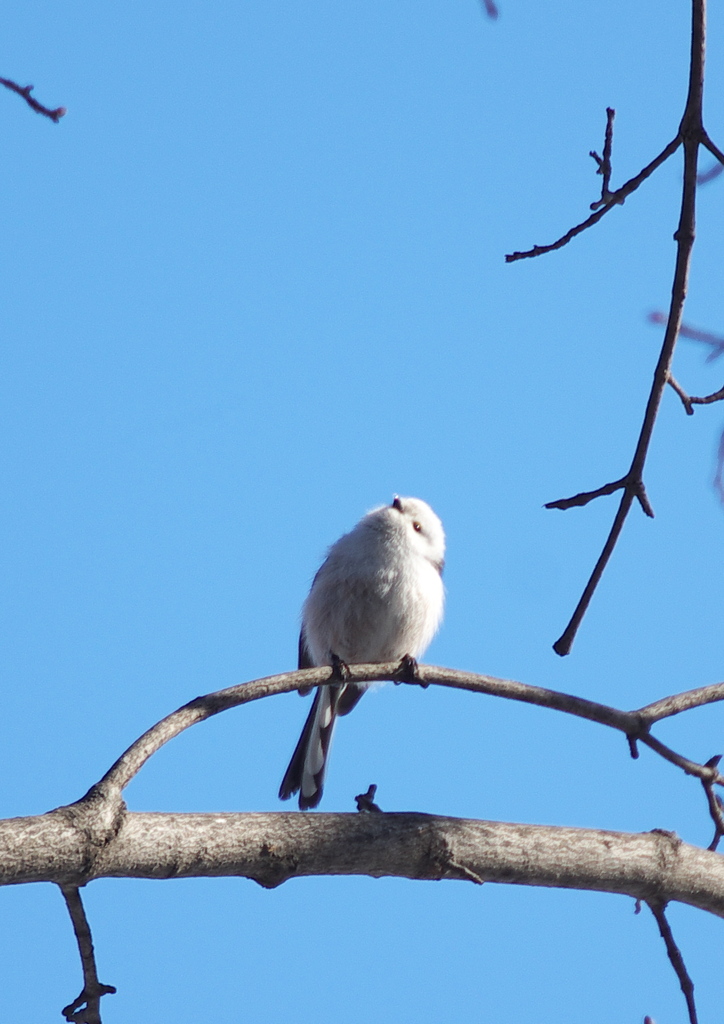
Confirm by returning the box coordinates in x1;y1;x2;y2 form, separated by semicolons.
479;0;499;19
637;681;724;722
0;76;66;122
504;136;680;263
667;373;694;414
648;901;698;1024
690;385;724;405
551;0;705;655
60;886;116;1024
71;663;724;860
544;476;627;511
506;0;711;653
636;732;722;786
92;662;641;798
701;129;724;166
589;107;616;209
552;487;636;656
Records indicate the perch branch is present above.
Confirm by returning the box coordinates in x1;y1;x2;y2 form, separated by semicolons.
68;664;724;862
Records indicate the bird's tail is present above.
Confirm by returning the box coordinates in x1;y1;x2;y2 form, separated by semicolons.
279;686;340;809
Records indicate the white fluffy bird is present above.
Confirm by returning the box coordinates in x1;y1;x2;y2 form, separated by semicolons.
279;496;445;809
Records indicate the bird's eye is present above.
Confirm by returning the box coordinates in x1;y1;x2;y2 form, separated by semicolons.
412;521;422;532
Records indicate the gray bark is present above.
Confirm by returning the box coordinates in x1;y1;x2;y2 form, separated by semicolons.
2;805;723;916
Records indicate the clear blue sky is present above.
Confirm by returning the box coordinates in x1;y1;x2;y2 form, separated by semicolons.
1;1;724;1021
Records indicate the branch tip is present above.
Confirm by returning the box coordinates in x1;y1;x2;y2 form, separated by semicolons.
0;76;66;122
648;901;698;1024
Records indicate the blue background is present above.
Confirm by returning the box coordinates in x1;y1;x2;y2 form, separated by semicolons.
1;1;724;1020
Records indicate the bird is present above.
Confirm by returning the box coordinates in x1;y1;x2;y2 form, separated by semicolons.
279;495;445;809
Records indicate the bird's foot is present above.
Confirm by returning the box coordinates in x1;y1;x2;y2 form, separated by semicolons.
395;654;427;687
330;651;351;682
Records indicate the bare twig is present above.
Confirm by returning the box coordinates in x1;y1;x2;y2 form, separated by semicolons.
589;107;616;209
690;386;724;405
636;732;723;787
544;476;627;510
479;0;499;19
60;886;116;1024
667;373;694;414
505;136;680;263
701;130;724;166
545;475;654;517
549;0;706;655
0;76;66;122
355;784;383;813
648;901;698;1024
638;681;724;722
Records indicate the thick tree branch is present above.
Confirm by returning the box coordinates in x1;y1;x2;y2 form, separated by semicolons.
1;813;724;921
60;886;116;1024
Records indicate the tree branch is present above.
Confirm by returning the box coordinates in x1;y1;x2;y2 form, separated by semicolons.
0;813;720;922
504;136;680;263
701;129;724;166
68;664;724;838
689;385;724;406
550;0;706;655
60;886;116;1024
0;76;66;122
667;373;694;414
589;107;616;209
637;681;724;722
648;900;698;1024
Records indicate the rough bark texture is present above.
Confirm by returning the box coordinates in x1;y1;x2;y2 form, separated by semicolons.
2;807;724;916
